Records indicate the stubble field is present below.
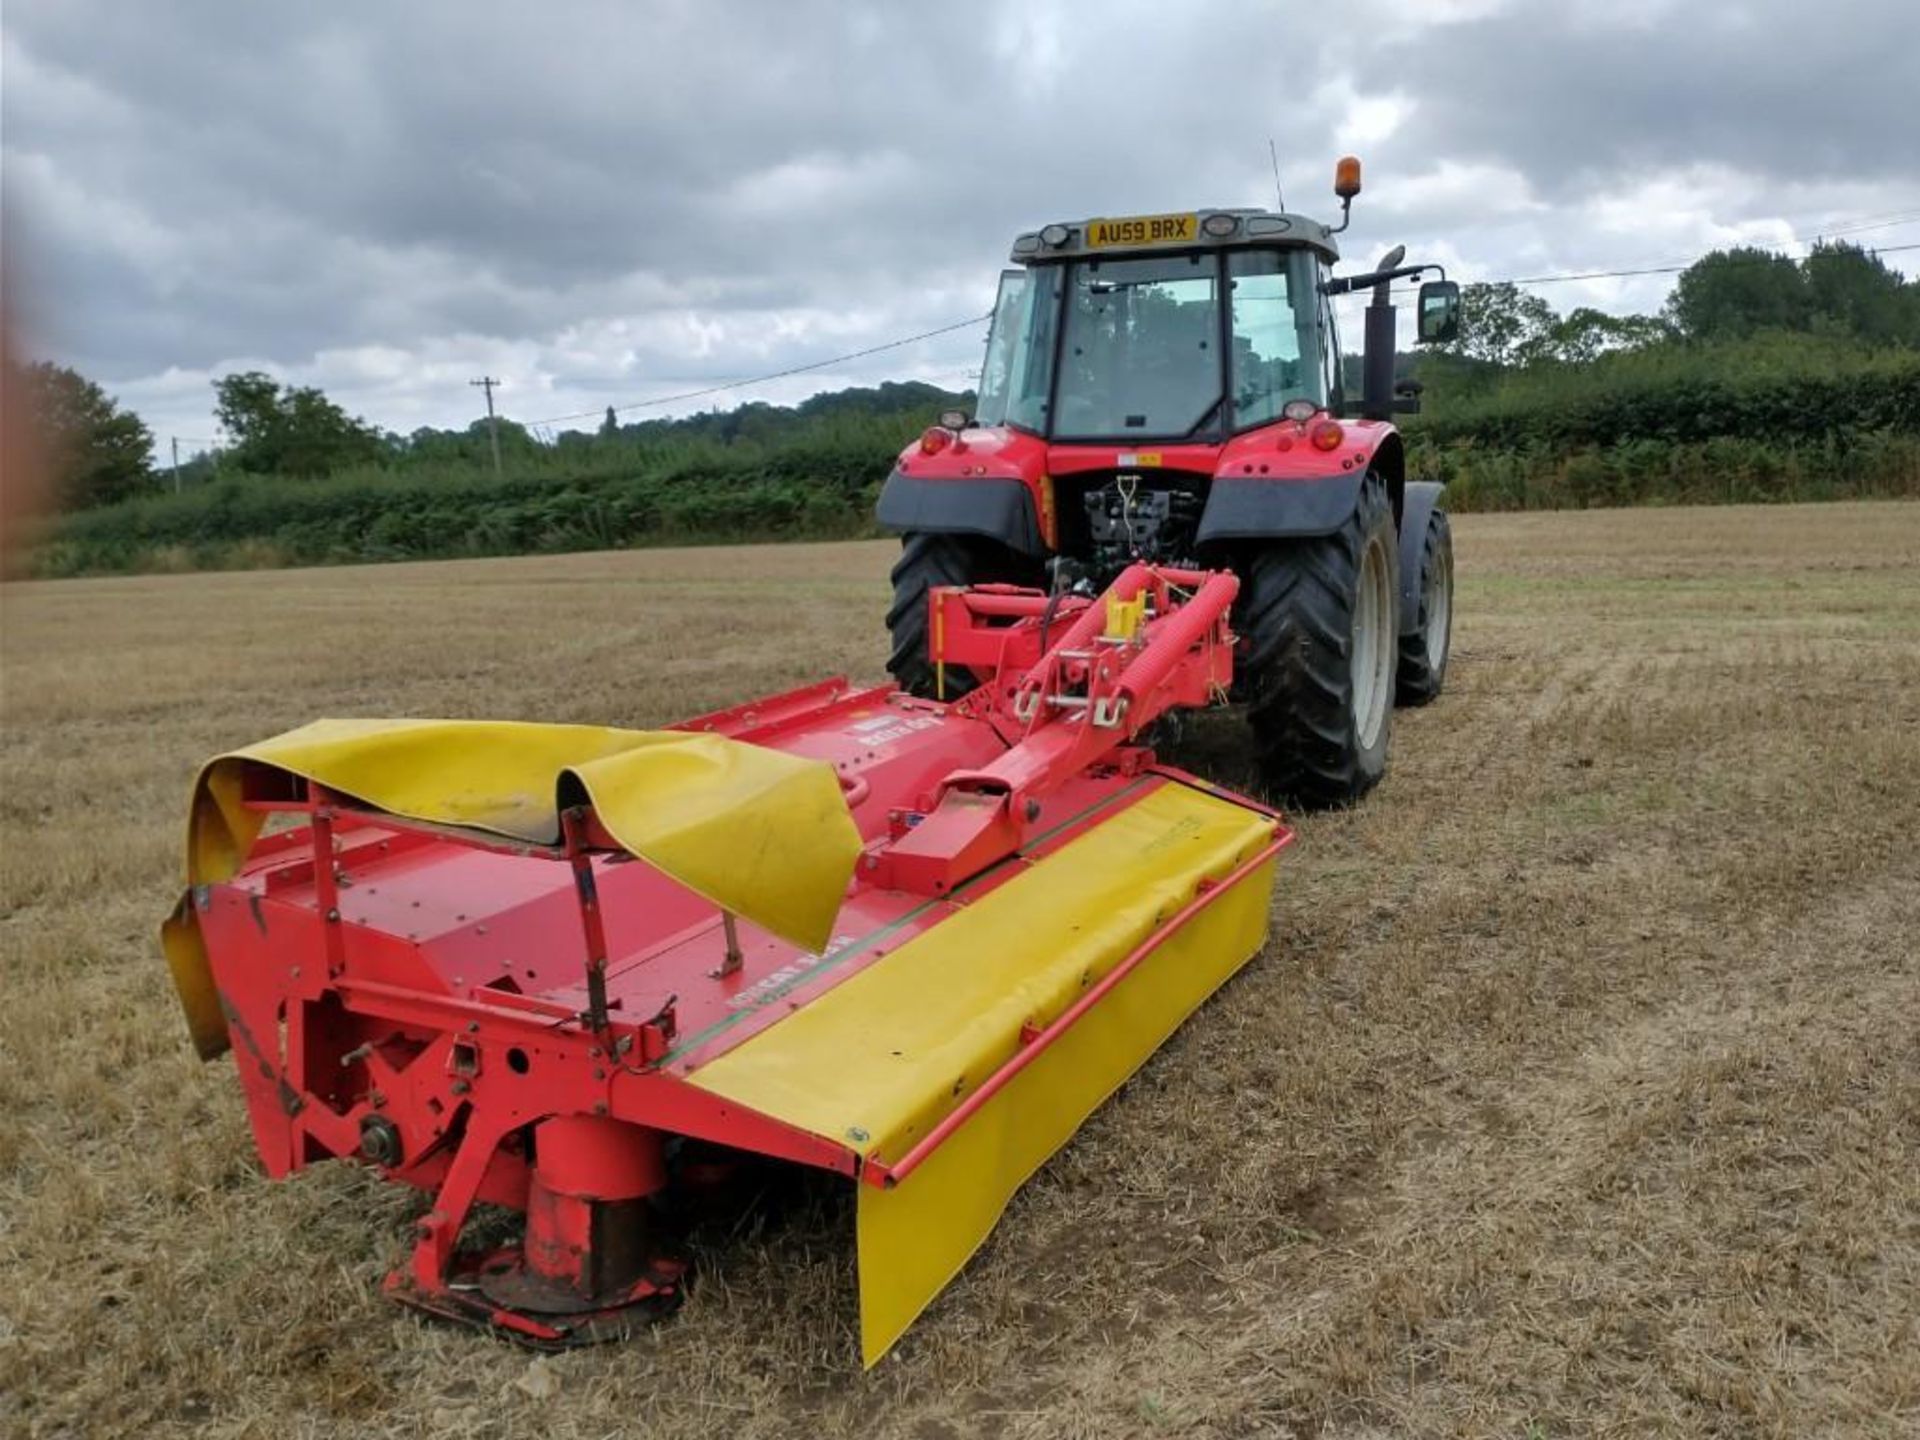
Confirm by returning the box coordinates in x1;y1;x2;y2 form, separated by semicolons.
2;502;1917;1438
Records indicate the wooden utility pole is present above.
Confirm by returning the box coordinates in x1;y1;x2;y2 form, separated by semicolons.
171;437;181;493
470;375;503;476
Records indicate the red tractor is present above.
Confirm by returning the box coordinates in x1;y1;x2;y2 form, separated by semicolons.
879;158;1461;806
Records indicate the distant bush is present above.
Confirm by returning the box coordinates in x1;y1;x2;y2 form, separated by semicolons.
1412;334;1920;450
1404;335;1920;511
23;336;1920;578
28;437;906;578
1414;431;1920;512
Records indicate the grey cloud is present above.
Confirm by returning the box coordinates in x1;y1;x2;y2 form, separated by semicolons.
1371;1;1917;197
3;0;1914;443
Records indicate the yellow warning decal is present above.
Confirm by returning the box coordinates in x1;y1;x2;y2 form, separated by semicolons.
687;780;1278;1364
1105;592;1148;640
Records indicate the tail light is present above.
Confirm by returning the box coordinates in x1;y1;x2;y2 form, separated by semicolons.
919;427;953;456
1309;418;1345;452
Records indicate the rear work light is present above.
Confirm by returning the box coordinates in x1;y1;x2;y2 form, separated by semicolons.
1281;398;1318;424
1200;213;1239;238
1309;418;1345;451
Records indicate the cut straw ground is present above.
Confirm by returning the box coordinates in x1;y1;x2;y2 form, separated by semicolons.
2;504;1916;1438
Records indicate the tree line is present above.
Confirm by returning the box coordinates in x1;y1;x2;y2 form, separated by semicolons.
16;360;977;513
15;239;1920;519
1424;240;1919;373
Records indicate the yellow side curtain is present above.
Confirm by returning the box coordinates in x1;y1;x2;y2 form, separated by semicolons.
164;718;861;1058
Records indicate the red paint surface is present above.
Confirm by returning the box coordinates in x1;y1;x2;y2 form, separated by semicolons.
197;570;1285;1325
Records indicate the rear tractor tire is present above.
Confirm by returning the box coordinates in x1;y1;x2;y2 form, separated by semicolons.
1396;506;1453;706
886;532;1035;699
1235;471;1400;808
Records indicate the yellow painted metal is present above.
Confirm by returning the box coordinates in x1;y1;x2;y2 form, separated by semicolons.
163;719;862;1058
162;896;229;1059
1104;592;1147;641
687;780;1277;1364
933;591;947;702
1085;213;1198;249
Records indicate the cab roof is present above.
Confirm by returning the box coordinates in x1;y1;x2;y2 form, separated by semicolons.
1009;208;1341;266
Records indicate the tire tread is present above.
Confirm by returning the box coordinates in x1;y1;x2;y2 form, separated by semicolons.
1396;508;1451;706
1236;472;1398;807
886;533;1034;697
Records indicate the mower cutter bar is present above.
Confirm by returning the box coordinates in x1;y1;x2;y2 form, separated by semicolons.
163;564;1289;1364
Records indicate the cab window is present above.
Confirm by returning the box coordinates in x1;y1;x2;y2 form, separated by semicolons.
975;267;1061;433
1228;249;1326;428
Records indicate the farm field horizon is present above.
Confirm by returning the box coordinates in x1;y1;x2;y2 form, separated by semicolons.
2;500;1917;1437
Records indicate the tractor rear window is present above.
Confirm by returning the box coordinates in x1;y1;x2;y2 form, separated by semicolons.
1228;248;1327;426
1053;254;1221;439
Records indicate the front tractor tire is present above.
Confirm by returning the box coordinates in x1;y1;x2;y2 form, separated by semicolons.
1236;471;1400;808
886;532;1033;699
1396;506;1453;706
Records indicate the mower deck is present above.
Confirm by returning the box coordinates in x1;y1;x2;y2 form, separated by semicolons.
165;567;1290;1363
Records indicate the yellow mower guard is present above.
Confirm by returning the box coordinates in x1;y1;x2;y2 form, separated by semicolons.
688;780;1281;1364
164;718;862;1058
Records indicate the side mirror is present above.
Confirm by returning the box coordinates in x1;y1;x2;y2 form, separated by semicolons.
1417;280;1461;345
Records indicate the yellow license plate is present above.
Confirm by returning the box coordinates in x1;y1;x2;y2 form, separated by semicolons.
1084;213;1198;249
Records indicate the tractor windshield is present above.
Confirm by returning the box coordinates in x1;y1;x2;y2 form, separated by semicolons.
1055;253;1219;438
974;246;1329;440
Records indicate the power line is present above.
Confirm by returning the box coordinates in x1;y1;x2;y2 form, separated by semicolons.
1665;211;1919;273
1500;240;1920;288
1409;202;1920;279
1782;203;1920;235
515;236;1919;433
1494;216;1920;289
1807;212;1920;240
1634;209;1920;273
1330;237;1920;304
521;313;992;429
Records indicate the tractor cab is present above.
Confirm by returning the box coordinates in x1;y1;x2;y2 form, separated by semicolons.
976;209;1347;445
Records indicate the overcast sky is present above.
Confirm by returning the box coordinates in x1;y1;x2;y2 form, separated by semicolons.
5;0;1917;456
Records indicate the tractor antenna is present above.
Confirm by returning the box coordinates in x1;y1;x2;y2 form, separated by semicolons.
1268;138;1286;211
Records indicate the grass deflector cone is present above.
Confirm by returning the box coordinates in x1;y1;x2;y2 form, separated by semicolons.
166;564;1290;1364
